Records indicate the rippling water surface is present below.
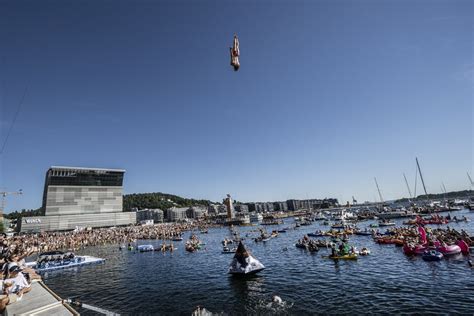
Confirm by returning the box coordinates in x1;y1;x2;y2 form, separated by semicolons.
42;210;474;315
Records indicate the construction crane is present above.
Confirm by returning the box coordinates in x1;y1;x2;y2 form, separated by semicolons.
0;189;23;219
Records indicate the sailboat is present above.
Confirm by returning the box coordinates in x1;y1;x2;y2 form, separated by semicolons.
228;241;265;275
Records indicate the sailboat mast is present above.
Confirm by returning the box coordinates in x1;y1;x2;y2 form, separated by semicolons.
414;166;418;198
374;177;384;204
403;173;412;198
467;172;473;186
416;157;428;197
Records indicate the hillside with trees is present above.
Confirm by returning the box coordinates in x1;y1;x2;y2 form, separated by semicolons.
394;190;473;203
123;192;214;211
4;208;44;221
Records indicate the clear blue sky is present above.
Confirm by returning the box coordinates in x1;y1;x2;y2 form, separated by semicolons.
1;0;472;211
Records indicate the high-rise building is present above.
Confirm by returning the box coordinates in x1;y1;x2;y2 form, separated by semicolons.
19;166;136;232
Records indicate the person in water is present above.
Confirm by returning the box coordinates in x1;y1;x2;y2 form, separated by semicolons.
272;295;283;305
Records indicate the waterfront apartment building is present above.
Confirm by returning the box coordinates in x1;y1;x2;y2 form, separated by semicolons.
234;204;249;213
186;206;207;219
207;204;219;216
136;209;164;223
247;202;274;213
167;207;188;222
19;166;136;232
216;204;227;215
273;201;288;212
286;198;338;211
247;203;263;213
286;200;300;211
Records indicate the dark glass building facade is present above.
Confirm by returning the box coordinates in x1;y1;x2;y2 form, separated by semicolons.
45;168;124;187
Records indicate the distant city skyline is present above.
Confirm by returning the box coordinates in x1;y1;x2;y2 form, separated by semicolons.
1;0;472;211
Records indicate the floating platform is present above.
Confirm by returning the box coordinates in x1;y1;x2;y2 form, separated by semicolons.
26;255;105;273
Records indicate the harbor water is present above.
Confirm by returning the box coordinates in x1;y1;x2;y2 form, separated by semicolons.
42;209;474;315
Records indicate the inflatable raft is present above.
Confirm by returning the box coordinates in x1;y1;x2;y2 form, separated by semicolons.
324;253;358;260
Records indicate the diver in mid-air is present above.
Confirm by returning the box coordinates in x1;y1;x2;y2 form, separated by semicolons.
230;34;240;71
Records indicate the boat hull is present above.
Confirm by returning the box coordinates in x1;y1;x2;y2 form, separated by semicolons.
229;268;265;275
325;254;358;260
26;255;105;272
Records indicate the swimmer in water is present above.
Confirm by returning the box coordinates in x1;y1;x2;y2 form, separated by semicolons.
272;295;283;305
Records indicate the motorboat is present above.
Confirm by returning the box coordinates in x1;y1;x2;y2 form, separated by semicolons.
422;250;443;261
137;245;154;252
222;246;237;254
331;223;345;229
355;230;373;236
26;251;105;272
377;210;417;220
249;213;263;223
378;221;396;227
229;242;265;275
313;213;326;220
295;240;319;252
308;231;325;237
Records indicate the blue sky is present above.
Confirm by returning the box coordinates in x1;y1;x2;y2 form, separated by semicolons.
1;0;472;211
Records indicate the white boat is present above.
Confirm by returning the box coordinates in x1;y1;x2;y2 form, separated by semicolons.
377;210;416;219
26;251;105;272
222;246;237;254
137;244;155;252
312;213;326;220
249;213;263;223
379;221;396;226
229;242;265;275
240;215;251;225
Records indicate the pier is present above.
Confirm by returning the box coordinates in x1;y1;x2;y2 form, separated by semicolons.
5;280;77;316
